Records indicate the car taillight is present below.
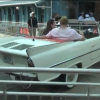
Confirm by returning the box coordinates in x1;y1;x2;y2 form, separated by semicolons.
27;57;35;67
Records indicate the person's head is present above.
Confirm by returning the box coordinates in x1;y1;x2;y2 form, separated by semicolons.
60;16;68;26
31;11;35;17
56;13;60;17
89;12;93;17
47;19;56;29
42;19;55;35
85;14;89;18
53;14;57;19
81;12;84;17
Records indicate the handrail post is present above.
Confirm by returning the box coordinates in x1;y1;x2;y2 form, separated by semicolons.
27;95;30;100
51;96;54;100
3;84;7;100
15;95;18;100
40;96;42;100
87;87;90;100
59;97;64;100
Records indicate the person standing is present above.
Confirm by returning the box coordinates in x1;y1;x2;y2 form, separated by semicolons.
27;11;38;37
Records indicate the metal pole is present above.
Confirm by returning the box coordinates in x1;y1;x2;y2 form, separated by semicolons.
1;80;100;86
51;96;54;100
87;87;90;100
51;0;52;18
27;95;30;100
34;1;52;19
67;0;68;18
0;91;87;97
40;96;42;100
15;95;18;100
3;84;7;100
2;67;100;74
35;2;51;9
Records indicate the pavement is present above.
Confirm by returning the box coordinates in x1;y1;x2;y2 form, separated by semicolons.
0;33;12;37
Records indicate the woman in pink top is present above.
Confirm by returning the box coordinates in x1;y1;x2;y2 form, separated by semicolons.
37;16;85;41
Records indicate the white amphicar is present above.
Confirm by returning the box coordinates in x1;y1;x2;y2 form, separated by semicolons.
0;21;100;89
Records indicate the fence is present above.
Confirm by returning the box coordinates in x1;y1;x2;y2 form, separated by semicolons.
0;21;47;37
0;20;99;38
0;67;100;100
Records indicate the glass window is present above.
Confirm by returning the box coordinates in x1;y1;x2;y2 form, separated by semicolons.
28;7;31;18
67;1;78;19
79;2;95;15
15;8;19;22
8;8;11;21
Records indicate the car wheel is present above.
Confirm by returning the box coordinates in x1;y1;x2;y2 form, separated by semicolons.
10;74;32;89
59;65;78;89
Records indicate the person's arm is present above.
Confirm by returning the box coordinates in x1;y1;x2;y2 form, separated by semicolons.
36;29;53;39
77;30;85;41
37;35;52;39
36;18;38;28
27;19;30;29
78;34;85;41
70;30;85;41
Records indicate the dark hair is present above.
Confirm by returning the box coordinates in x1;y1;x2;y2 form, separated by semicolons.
42;19;55;35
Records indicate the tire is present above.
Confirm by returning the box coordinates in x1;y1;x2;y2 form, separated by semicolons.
59;65;78;89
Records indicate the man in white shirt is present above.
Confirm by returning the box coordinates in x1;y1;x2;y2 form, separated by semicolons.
89;12;95;21
84;14;91;21
78;13;84;21
37;16;85;41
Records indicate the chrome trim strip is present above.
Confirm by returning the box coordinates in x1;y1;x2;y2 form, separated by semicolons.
49;48;100;68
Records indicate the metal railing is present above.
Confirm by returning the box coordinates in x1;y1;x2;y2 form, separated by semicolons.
0;67;100;100
0;21;47;37
0;20;99;38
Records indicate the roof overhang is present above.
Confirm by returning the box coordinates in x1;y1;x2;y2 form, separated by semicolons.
0;0;42;7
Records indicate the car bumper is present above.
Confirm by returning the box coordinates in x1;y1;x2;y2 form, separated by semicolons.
6;72;37;80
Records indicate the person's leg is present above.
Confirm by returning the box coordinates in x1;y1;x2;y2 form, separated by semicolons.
33;27;36;36
29;27;32;36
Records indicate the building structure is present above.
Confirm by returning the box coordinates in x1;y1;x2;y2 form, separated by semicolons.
0;0;99;23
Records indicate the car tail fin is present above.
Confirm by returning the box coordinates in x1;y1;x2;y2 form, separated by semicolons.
26;43;62;57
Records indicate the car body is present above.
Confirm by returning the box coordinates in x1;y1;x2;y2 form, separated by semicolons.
0;21;100;89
